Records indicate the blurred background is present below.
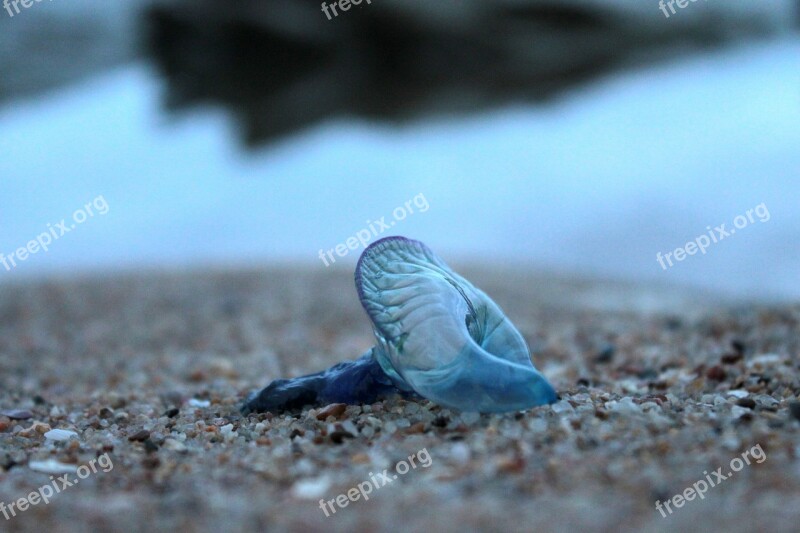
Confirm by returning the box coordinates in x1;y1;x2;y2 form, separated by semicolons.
1;0;798;299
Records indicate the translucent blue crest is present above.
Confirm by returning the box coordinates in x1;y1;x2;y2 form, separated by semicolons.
355;237;557;413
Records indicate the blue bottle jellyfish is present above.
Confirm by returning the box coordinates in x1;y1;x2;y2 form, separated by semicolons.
243;237;557;414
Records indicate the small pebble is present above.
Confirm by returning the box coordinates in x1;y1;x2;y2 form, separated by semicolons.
727;390;749;399
291;476;331;499
552;401;575;415
315;403;347;421
329;429;355;444
594;344;615;364
163;439;188;453
731;406;751;418
706;366;727;381
44;429;79;442
405;422;426;434
404;403;421;415
451;442;471;464
0;409;33;420
351;453;370;464
29;459;78;475
460;412;481;425
128;429;151;442
747;354;783;368
19;422;51;437
789;402;800;422
736;398;757;409
432;416;449;428
606;398;641;414
721;352;744;364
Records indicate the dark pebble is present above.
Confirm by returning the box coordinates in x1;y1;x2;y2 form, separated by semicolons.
329;430;355;444
721;352;744;365
753;373;772;385
431;416;449;428
736;398;756;409
638;368;659;380
144;439;159;453
789;402;800;422
1;454;18;471
142;456;161;470
128;429;151;442
594;345;615;364
706;366;727;381
164;408;180;418
0;410;33;420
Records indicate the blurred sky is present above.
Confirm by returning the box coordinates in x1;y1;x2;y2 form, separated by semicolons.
1;6;799;300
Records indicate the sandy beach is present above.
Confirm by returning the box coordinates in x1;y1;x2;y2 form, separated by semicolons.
0;267;798;532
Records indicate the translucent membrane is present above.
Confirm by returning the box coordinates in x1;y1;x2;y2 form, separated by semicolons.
355;237;557;413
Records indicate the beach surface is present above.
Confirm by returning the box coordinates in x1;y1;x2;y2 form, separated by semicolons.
0;267;798;532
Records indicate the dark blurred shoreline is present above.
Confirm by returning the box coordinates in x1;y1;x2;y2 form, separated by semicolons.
143;0;798;144
1;0;797;144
